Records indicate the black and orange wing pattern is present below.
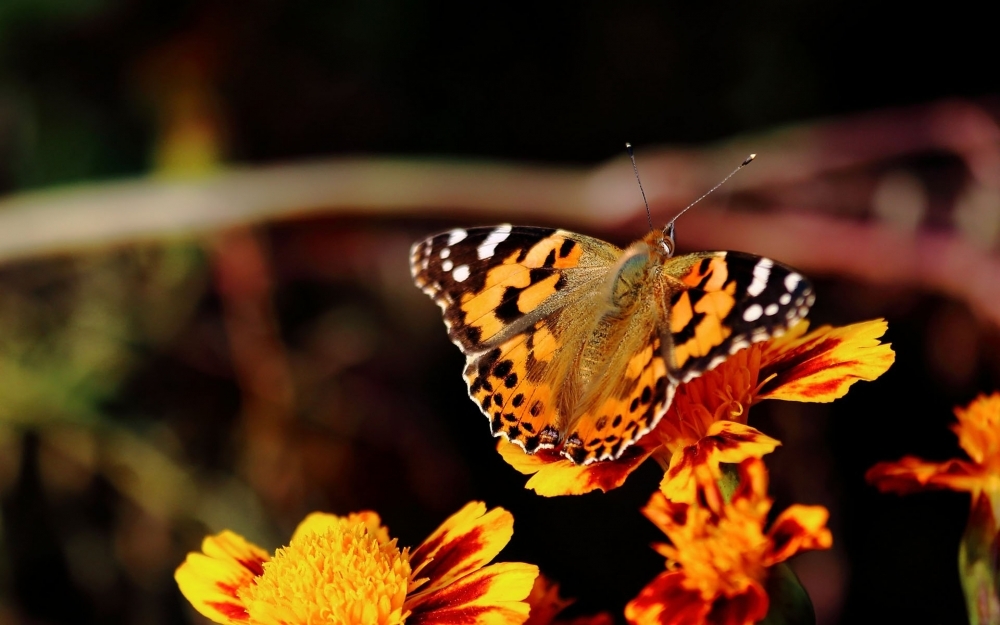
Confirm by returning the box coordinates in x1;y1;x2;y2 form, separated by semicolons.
664;251;814;383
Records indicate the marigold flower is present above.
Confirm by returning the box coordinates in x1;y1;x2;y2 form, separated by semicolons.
501;319;894;497
626;458;832;625
867;393;1000;623
867;392;1000;509
175;502;539;625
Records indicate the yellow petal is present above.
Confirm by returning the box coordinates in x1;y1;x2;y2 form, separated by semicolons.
408;502;515;598
291;510;391;545
659;421;780;504
953;393;1000;469
497;439;658;497
764;505;833;566
407;562;539;625
174;531;269;624
756;318;894;402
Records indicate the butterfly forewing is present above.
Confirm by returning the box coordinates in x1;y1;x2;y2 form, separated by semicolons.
664;251;815;382
410;226;615;353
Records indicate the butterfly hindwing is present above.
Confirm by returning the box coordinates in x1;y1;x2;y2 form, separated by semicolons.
665;251;815;382
562;332;673;464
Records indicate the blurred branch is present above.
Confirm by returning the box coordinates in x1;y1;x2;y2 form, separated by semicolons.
0;100;998;321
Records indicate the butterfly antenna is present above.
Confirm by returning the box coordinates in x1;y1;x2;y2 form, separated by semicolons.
626;142;654;232
666;154;756;230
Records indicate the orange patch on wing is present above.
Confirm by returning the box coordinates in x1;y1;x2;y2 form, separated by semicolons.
531;323;558;363
672;282;737;368
669;291;694;333
522;235;583;269
678;256;728;289
517;273;561;313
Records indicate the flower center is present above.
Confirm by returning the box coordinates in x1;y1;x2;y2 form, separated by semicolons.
241;519;412;625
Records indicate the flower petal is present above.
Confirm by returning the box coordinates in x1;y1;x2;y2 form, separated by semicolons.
290;510;390;545
407;562;539;625
174;531;269;624
524;575;573;625
866;456;988;494
763;505;833;566
409;502;515;597
756;318;894;402
624;571;709;625
498;438;658;497
953;393;1000;468
659;421;780;504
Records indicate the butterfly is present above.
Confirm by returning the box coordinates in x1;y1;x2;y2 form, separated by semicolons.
410;221;814;465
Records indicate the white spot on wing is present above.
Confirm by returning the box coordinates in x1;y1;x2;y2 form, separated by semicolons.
442;259;453;272
453;265;470;282
748;258;773;297
743;303;764;321
447;229;468;245
764;303;779;316
785;272;802;293
780;293;792;305
440;247;451;259
477;224;512;259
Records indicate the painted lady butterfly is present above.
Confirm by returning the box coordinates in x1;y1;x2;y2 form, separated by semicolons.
410;222;814;465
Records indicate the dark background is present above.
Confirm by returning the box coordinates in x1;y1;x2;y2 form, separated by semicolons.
0;2;997;624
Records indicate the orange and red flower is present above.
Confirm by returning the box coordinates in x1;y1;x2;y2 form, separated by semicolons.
867;392;1000;509
868;393;1000;623
501;319;895;497
626;458;832;625
175;502;538;625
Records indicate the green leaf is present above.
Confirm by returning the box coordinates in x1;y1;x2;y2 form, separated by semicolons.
759;563;816;625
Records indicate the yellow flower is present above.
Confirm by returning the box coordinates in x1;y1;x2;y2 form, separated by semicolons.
626;458;832;625
500;319;895;497
175;502;539;625
867;393;1000;511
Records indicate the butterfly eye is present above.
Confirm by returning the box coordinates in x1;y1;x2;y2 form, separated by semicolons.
659;237;675;257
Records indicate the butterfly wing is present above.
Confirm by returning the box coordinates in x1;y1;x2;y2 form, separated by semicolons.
410;225;618;453
664;251;815;382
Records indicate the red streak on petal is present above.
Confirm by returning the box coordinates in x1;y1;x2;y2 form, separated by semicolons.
216;581;241;599
758;338;842;394
415;526;486;584
408;606;492;625
237;557;266;577
411;572;493;613
206;601;250;621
